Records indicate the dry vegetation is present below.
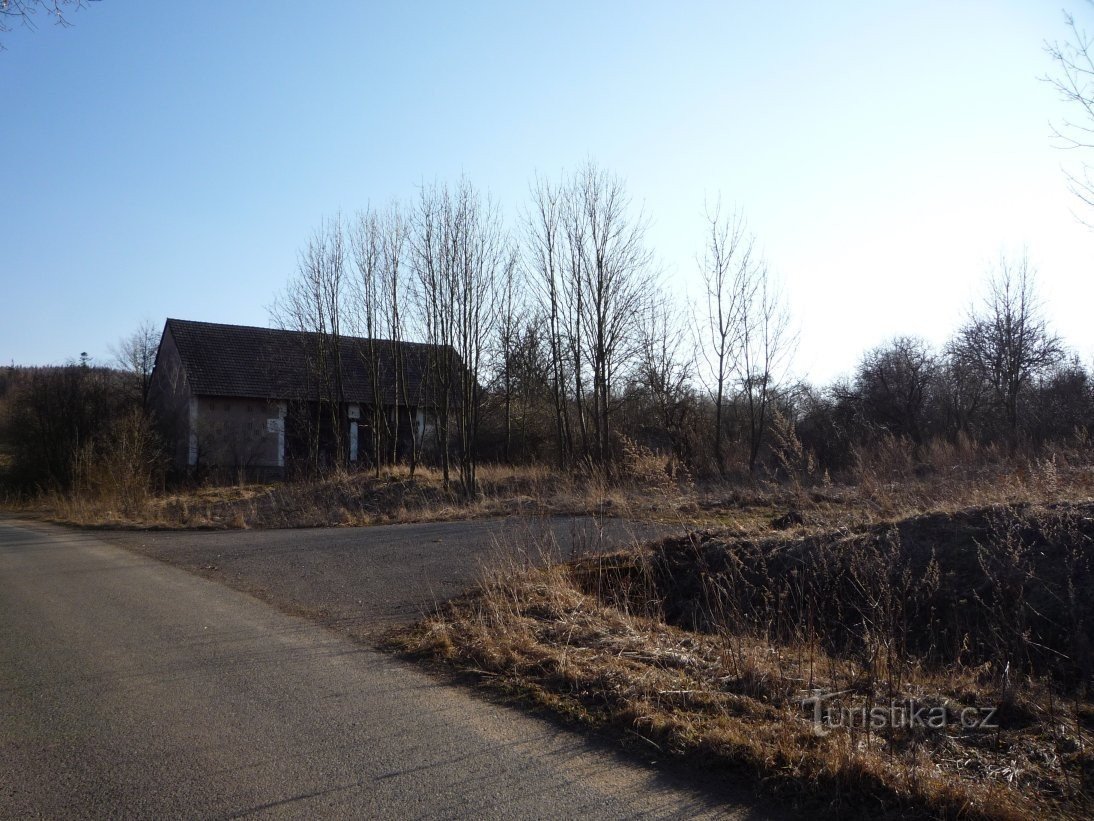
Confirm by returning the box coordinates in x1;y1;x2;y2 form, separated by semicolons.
7;462;641;529
385;462;1094;820
9;433;1094;534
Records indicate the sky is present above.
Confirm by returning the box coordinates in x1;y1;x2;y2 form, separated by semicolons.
3;1;1094;385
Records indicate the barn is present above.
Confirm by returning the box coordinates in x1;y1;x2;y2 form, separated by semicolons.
147;318;456;478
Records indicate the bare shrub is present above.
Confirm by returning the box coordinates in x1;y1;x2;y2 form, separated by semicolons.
769;408;817;494
71;408;165;519
616;434;676;492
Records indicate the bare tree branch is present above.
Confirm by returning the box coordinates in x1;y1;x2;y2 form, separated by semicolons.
110;319;159;407
0;0;89;49
1045;3;1094;221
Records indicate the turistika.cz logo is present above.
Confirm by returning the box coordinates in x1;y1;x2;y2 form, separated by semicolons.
802;692;999;736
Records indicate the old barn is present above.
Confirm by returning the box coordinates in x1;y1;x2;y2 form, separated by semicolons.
148;319;456;477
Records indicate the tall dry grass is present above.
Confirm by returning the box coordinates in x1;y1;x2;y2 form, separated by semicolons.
8;427;1094;534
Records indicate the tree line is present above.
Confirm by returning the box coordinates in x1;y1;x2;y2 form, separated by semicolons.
1;164;1089;498
266;164;794;496
272;162;1087;495
794;254;1081;477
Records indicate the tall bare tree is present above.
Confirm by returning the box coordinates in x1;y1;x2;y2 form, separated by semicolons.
575;164;652;472
526;163;652;475
350;207;388;475
737;265;794;474
272;216;347;473
525;176;574;469
411;178;511;496
698;203;756;477
411;185;455;485
494;256;526;463
949;254;1063;444
379;202;418;472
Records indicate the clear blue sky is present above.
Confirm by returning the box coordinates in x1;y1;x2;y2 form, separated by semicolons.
3;1;1093;384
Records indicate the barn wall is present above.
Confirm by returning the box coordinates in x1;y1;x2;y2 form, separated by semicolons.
193;396;284;474
146;325;193;472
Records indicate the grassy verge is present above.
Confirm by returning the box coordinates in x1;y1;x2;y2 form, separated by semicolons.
387;501;1094;819
5;464;565;529
6;451;1094;533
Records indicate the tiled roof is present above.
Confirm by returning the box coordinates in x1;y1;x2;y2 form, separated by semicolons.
162;318;456;404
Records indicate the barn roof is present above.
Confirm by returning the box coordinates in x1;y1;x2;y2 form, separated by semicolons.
160;318;457;405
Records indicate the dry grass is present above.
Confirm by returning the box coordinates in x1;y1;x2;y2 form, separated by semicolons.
663;454;1094;534
9;460;687;530
388;502;1094;820
11;445;1094;534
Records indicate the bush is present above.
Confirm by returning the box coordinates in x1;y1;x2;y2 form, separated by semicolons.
71;408;166;516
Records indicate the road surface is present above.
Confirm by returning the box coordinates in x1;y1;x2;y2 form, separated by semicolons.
0;519;773;819
103;516;672;641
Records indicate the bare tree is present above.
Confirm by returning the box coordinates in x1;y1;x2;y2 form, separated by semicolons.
949;254;1063;444
525;176;575;469
456;192;514;495
525;164;653;476
1046;4;1094;218
494;257;526;463
271;216;348;473
503;317;553;461
573;164;652;473
411;185;455;485
697;203;756;477
634;291;693;460
850;336;938;445
111;319;160;406
935;354;987;441
4;362;124;492
350;207;388;475
737;265;794;474
411;178;511;497
379;202;419;472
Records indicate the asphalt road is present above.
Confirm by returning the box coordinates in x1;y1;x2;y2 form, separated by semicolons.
0;518;774;819
102;516;675;641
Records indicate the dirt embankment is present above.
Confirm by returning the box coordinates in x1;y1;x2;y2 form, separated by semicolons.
584;502;1094;688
